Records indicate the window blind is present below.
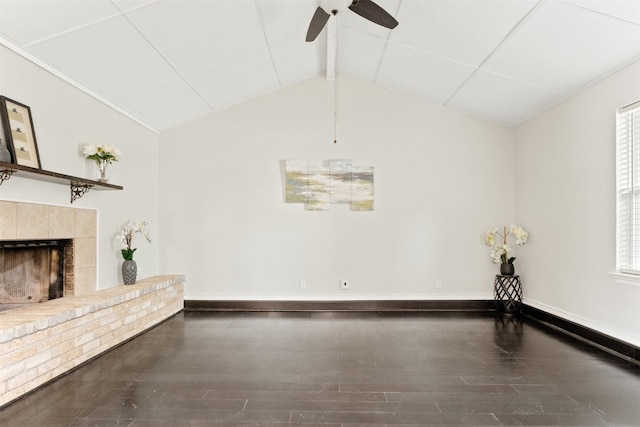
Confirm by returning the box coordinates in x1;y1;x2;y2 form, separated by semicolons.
617;100;640;273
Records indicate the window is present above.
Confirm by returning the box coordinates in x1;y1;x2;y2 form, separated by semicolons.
616;100;640;274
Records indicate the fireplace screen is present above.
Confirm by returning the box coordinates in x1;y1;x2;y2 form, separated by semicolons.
0;240;72;304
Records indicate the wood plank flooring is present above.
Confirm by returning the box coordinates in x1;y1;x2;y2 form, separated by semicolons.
1;311;638;426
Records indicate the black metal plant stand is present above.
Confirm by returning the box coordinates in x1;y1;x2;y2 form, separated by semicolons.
494;274;522;315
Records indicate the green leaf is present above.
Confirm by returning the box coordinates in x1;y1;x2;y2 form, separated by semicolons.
121;248;137;260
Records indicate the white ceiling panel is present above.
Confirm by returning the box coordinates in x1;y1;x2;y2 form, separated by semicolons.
447;69;567;126
126;0;267;75
392;0;538;67
255;0;316;44
337;27;388;82
565;0;640;24
270;36;326;86
484;0;640;94
376;43;476;104
112;0;160;12
0;0;638;132
187;47;279;111
115;78;213;132
0;0;119;45
28;16;178;100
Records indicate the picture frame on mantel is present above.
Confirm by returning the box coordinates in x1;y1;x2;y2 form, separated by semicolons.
0;96;42;169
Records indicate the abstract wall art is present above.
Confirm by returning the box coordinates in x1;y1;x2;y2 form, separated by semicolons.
285;159;374;211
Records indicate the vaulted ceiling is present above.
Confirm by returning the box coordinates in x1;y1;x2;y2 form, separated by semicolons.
1;0;639;132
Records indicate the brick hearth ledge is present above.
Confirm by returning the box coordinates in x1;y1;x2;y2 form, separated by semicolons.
0;275;185;408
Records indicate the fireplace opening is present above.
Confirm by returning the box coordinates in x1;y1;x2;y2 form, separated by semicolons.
0;239;73;305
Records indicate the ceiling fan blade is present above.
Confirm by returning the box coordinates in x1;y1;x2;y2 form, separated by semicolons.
348;0;398;29
306;6;331;42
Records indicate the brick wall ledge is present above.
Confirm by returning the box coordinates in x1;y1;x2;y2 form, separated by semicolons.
0;275;184;343
0;275;185;408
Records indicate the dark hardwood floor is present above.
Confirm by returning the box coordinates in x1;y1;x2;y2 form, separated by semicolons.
1;311;639;426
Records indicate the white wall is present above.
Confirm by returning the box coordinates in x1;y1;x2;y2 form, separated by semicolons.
0;46;161;289
4;36;635;349
515;60;640;346
159;76;515;300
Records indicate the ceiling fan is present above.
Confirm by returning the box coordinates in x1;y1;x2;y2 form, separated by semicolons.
305;0;399;42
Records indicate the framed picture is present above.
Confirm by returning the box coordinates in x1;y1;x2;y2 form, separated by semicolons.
0;96;41;168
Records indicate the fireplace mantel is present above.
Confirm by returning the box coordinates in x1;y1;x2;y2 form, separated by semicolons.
0;161;122;203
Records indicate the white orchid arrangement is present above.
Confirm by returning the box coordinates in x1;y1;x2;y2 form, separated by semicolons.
117;221;151;261
485;225;529;264
82;144;121;165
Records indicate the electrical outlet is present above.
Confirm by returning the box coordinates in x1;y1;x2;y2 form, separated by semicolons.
299;280;306;290
436;280;442;289
341;279;349;290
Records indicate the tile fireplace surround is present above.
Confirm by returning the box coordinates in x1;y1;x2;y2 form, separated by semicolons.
0;200;97;296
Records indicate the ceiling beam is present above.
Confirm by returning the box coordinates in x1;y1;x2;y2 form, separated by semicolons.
326;13;336;81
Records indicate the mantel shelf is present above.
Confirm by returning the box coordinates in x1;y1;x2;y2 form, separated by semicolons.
0;161;123;203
